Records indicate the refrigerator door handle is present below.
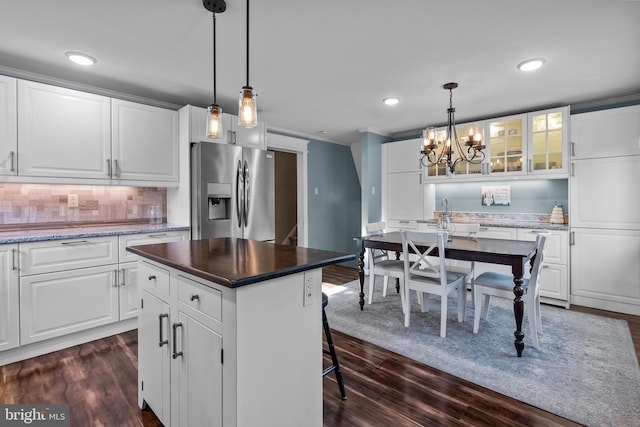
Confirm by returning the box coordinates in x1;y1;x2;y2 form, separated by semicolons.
243;160;250;226
236;160;244;227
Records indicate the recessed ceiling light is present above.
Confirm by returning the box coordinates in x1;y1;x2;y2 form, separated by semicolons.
383;97;399;106
517;58;545;72
65;51;97;66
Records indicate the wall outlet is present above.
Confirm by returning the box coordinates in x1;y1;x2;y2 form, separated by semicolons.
303;273;313;307
68;194;79;208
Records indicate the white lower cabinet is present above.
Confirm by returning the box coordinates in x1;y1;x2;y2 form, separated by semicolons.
0;244;19;352
138;258;323;427
570;228;640;315
138;288;171;424
516;228;569;308
20;265;119;344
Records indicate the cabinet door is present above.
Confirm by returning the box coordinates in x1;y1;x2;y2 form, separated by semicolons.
387;138;423;173
527;107;569;175
187;105;232;144
118;262;139;320
475;227;517;277
386;172;423;220
111;99;179;183
0;75;17;176
571;228;640;314
487;114;527;176
20;265;119;344
571;104;640;159
17;80;111;180
174;311;223;427
138;290;171;424
516;229;567;265
0;244;19;352
570;156;640;230
232;119;266;150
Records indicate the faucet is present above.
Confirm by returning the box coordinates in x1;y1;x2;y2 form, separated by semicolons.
440;198;451;229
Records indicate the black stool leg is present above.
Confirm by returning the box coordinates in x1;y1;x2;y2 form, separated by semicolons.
322;295;346;400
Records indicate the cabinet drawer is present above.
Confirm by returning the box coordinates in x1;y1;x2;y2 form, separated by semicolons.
119;230;189;262
20;236;118;275
177;275;222;322
139;260;170;296
477;226;517;240
387;219;418;231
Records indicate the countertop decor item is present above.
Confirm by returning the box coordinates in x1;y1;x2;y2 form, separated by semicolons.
550;204;565;224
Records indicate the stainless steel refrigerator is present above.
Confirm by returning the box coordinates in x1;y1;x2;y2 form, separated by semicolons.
191;142;275;241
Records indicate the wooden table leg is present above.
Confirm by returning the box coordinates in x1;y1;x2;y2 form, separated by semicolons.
395;251;400;293
512;275;525;357
358;246;365;310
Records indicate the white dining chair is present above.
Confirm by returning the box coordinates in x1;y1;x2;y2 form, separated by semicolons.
401;230;466;337
365;222;405;310
445;222;480;312
472;232;548;348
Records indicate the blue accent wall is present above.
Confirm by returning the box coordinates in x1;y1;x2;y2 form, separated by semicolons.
435;179;568;214
360;132;391;229
307;139;361;263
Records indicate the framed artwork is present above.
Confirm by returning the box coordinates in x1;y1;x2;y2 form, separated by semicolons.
482;185;511;206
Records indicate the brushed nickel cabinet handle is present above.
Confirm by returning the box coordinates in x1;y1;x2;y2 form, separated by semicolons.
61;240;89;245
148;275;157;281
9;151;15;172
12;248;18;271
120;268;126;287
107;159;112;177
158;313;169;347
190;294;200;302
148;233;168;238
172;322;183;359
113;159;120;177
113;269;119;287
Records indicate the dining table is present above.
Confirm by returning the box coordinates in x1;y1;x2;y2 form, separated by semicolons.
355;231;538;357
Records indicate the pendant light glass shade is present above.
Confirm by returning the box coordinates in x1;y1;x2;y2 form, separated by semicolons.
206;104;223;138
238;86;257;128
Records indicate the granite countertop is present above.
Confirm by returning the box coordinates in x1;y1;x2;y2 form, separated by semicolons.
127;237;355;288
0;223;191;244
419;212;570;231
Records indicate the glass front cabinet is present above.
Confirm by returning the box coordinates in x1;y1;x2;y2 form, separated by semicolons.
487;114;527;176
527;106;569;176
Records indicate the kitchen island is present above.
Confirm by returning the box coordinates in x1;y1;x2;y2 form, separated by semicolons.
127;238;354;427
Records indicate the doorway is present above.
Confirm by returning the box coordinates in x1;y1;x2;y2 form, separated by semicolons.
274;151;297;245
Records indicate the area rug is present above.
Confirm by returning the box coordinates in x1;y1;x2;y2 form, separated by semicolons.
323;279;640;427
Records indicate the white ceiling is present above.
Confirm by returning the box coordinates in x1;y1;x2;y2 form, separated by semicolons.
1;0;639;145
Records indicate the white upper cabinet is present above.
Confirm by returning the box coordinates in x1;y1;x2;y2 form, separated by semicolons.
527;106;569;175
111;99;179;183
387;138;422;173
0;75;17;176
17;80;111;180
571;104;640;159
186;104;266;150
16;79;179;185
487;114;527;176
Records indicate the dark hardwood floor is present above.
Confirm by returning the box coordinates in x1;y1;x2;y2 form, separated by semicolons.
1;265;637;426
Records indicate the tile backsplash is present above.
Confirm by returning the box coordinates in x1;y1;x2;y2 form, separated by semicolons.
0;184;166;228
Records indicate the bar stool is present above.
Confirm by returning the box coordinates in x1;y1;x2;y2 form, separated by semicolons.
322;292;346;399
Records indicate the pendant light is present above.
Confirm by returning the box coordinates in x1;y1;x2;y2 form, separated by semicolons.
204;0;227;138
238;0;257;128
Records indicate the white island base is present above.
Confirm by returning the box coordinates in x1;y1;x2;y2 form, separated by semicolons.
137;258;323;427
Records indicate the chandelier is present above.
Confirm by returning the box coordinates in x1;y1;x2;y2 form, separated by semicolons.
420;83;485;174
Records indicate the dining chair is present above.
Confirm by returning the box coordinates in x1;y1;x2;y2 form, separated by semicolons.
472;232;548;348
446;222;480;311
401;230;466;337
365;222;405;310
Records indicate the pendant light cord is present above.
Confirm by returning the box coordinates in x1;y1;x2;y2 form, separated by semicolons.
212;11;217;104
245;0;250;86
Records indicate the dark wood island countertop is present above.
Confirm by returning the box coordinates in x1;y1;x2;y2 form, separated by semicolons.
126;237;355;288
